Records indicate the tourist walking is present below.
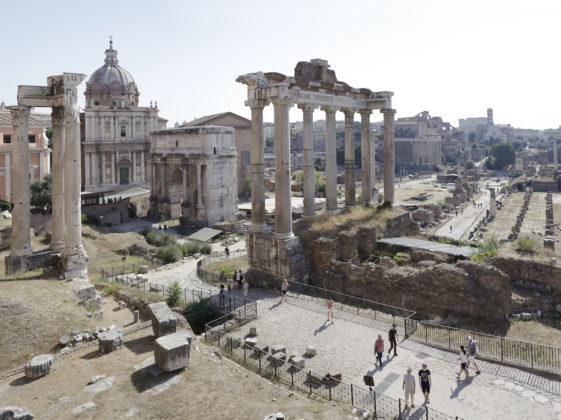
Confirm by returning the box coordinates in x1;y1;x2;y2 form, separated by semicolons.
225;246;230;258
281;278;289;302
374;334;384;367
457;345;470;379
327;298;334;324
388;324;398;356
236;270;243;289
418;363;431;404
219;284;225;308
242;279;249;303
232;271;237;289
466;336;481;374
402;368;416;408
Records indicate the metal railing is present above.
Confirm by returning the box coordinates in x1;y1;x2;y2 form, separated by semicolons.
104;271;253;314
203;303;258;342
405;318;561;373
196;249;248;283
286;280;417;330
207;327;462;420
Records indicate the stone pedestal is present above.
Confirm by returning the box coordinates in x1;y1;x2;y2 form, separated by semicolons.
148;302;177;338
154;332;192;371
98;329;123;353
24;354;54;379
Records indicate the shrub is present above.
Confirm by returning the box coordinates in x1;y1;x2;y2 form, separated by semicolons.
185;298;222;335
217;264;234;279
470;250;497;262
166;281;182;307
200;244;212;254
180;242;201;256
103;282;121;295
479;237;499;253
156;244;183;263
140;228;151;237
81;214;100;225
0;200;11;211
516;236;539;254
144;230;177;246
393;255;403;265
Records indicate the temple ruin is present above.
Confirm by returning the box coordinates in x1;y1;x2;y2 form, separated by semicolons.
237;59;395;280
5;74;88;278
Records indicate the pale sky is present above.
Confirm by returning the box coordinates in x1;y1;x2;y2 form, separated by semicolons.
1;0;559;129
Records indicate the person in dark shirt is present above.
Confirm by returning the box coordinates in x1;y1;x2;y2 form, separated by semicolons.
388;324;398;356
418;363;432;404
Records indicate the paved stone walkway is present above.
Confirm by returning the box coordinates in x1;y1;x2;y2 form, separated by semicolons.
143;241;561;419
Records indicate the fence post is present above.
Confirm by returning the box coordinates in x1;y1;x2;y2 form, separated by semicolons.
373;390;377;417
404;318;408;338
244;345;247;363
425;323;428;342
328;380;331;401
230;336;233;354
426;406;429;420
291;369;294;387
218;333;221;349
309;371;312;395
258;351;262;372
531;344;534;368
351;383;354;406
501;337;504;362
398;398;402;420
274;360;277;379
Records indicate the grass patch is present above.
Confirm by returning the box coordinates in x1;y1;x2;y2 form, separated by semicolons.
156;244;183;263
516;236;539;254
200;256;248;285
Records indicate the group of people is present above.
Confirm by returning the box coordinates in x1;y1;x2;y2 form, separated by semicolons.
373;325;481;408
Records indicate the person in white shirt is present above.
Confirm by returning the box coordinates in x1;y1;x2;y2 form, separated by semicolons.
242;279;249;303
402;368;416;408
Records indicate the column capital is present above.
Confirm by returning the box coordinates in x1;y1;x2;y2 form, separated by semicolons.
247;98;269;109
320;105;338;114
7;106;30;126
298;103;318;112
340;107;356;117
271;96;293;107
381;108;396;115
358;108;372;116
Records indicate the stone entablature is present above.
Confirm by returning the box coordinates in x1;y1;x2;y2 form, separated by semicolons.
149;125;237;230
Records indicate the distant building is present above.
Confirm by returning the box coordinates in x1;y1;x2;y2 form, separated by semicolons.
149;125;237;231
81;41;166;191
0;102;51;202
182;112;250;198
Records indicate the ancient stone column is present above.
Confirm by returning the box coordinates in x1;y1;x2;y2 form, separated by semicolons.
322;106;338;214
111;152;116;184
248;100;267;232
132;151;136;183
300;104;316;216
273;96;294;237
62;92;88;278
160;157;168;199
195;162;206;225
359;110;372;205
370;129;376;197
141;150;145;182
343;109;356;207
8;106;32;257
100;152;105;185
50;106;65;252
490;187;496;218
84;152;90;188
554;137;558;171
382;109;396;203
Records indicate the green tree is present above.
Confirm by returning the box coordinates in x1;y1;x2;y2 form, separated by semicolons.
30;174;52;211
314;158;325;171
490;142;515;169
265;137;274;148
166;281;182;307
468;132;477;143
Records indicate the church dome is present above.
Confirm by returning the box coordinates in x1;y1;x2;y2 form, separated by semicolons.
85;41;140;108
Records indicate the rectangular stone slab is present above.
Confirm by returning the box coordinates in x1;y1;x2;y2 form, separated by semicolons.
154;332;192;372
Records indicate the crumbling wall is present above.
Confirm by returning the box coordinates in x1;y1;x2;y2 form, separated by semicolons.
490;256;561;295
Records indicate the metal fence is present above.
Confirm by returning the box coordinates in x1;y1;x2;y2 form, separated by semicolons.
104;271;253;313
204;303;259;342
405;319;561;373
206;327;462;420
196;249;247;284
286;280;417;330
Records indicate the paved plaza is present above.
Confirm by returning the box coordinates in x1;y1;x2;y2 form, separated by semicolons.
144;249;561;420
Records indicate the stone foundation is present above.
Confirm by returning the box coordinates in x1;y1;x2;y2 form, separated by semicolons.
4;249;57;275
61;251;89;279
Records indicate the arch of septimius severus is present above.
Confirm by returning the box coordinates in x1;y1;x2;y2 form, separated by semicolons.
5;73;88;278
237;59;395;281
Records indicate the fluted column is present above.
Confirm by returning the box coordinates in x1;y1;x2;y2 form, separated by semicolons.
359;109;372;205
370;129;376;196
248;100;268;232
322;106;338;214
343;109;356;207
300;104;316;216
182;160;188;215
8;106;32;257
161;157;168;199
62;100;88;275
100;152;105;184
111;152;115;184
273;96;293;238
141;150;145;182
132;151;136;183
382;108;396;203
554;137;558;171
84;152;90;188
51;107;65;252
196;161;206;224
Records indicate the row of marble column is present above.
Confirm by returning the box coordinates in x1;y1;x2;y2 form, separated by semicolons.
84;150;146;187
247;98;395;239
8;104;85;262
416;140;442;165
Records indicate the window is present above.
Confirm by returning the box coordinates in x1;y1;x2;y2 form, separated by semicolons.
175;140;178;148
94;101;100;106
3;134;10;144
120;125;126;137
213;147;217;155
241;150;250;166
28;135;35;143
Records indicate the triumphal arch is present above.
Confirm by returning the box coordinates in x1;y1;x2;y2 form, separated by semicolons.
237;59;395;281
5;73;88;278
